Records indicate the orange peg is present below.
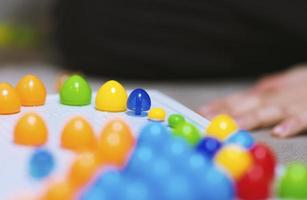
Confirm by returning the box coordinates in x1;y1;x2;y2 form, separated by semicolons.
97;119;135;167
0;82;21;114
42;181;73;200
14;113;48;146
16;74;46;106
68;152;99;189
61;117;97;152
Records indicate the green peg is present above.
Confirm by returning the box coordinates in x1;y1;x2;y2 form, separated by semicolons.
277;162;307;199
60;75;92;106
172;122;202;146
168;114;185;128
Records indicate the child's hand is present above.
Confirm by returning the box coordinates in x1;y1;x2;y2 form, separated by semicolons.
198;66;307;138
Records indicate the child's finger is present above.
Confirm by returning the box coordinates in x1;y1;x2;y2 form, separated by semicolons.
227;95;261;116
236;106;285;130
198;92;252;118
198;100;229;119
252;67;307;94
272;112;307;138
251;73;285;94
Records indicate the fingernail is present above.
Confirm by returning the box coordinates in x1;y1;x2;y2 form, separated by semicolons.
273;125;285;135
273;124;291;137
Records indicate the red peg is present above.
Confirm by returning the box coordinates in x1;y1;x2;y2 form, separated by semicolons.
236;164;271;200
250;143;276;181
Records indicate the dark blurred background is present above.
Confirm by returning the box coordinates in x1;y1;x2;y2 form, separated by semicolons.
54;0;307;79
0;0;54;62
2;0;307;79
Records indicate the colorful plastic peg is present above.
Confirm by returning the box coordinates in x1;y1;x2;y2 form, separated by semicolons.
0;82;21;114
16;74;46;106
95;80;127;112
68;152;99;188
148;107;166;121
127;88;151;116
250;143;276;182
196;137;222;159
60;75;92;106
14;113;48;146
172;122;201;146
29;149;55;179
206;114;238;141
236;163;271;200
277;163;307;199
215;145;253;179
61;117;96;152
42;181;73;200
168;114;185;128
97;119;135;167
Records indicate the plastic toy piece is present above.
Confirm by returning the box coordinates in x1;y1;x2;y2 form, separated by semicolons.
225;130;255;149
29;149;54;180
236;163;271;200
125;146;157;177
82;127;236;200
215;145;253;180
82;170;123;199
80;186;108;200
126;149;171;197
168;114;185;128
250;143;276;182
184;154;211;185
60;75;92;106
162;174;193;200
198;167;235;200
172;122;201;146
61;117;96;152
127;88;151;116
14;113;48;146
162;137;191;164
68;152;99;189
97;119;135;167
148;108;166;121
16;74;46;106
196;137;222;159
137;122;170;148
277;163;307;199
121;178;152;200
42;181;73;200
0;82;21;114
206;114;238;141
95;80;127;112
146;157;173;190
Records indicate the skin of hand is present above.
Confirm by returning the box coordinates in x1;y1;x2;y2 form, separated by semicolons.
198;65;307;138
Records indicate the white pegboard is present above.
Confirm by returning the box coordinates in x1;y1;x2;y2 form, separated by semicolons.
0;90;209;199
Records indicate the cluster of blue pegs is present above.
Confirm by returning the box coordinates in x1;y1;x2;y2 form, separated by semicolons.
80;121;234;200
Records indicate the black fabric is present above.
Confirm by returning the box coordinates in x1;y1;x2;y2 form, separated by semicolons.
54;0;307;79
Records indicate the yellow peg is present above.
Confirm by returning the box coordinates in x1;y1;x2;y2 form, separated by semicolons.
95;80;127;112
